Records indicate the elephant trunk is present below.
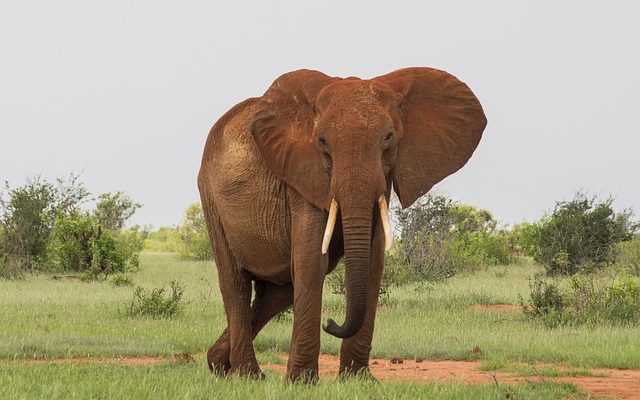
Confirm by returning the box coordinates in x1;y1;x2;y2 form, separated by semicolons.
322;194;374;339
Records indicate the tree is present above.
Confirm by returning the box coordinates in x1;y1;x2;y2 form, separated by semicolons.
177;203;211;260
0;175;144;278
0;175;89;269
94;191;141;231
394;194;512;282
533;193;637;275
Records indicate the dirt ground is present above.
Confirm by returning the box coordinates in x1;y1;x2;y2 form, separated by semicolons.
263;354;640;400
8;354;640;399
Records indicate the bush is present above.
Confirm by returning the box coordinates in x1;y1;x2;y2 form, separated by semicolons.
44;213;142;279
177;203;211;260
508;222;539;257
0;175;89;269
568;274;640;325
393;194;513;282
604;278;640;323
143;227;183;253
114;227;145;268
45;213;95;272
110;273;134;287
521;274;565;317
83;228;139;280
94;192;141;231
533;193;636;275
0;176;143;279
0;255;26;280
617;238;640;275
455;231;513;267
127;280;185;318
521;271;640;326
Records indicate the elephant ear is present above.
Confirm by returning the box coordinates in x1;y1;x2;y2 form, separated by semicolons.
251;70;339;210
375;67;487;209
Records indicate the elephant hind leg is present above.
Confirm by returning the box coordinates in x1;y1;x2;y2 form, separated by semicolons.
207;280;293;376
207;328;231;375
200;191;261;377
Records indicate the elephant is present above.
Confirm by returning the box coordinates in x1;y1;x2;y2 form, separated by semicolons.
197;67;486;382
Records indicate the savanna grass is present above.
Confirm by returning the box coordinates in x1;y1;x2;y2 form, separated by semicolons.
0;253;638;370
0;359;584;400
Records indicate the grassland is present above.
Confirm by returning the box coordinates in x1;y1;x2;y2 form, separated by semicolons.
1;252;637;398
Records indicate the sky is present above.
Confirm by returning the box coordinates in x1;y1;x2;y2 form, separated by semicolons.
1;1;638;228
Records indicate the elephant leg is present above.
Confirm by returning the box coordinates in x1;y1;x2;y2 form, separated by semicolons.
338;220;384;380
208;281;294;375
207;327;231;375
286;195;328;383
216;265;262;377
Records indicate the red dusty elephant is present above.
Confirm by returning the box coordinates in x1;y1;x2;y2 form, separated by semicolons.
197;67;487;382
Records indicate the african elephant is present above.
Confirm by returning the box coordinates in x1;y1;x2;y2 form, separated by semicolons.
198;67;486;382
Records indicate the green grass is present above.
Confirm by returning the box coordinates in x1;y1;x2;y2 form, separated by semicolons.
1;253;639;368
479;359;605;378
0;252;636;398
0;359;584;400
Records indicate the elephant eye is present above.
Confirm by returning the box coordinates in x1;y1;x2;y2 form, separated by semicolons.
384;131;394;142
318;135;328;148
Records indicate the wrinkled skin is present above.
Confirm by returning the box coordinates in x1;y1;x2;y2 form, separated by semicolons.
198;68;486;382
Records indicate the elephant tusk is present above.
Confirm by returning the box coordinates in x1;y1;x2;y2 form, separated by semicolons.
378;195;393;251
321;199;339;255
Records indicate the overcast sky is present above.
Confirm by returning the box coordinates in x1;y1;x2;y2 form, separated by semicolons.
1;1;638;228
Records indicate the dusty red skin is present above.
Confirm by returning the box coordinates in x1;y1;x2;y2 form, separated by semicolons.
198;67;487;381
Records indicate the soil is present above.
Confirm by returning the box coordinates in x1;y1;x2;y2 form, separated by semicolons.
263;355;640;399
6;354;640;399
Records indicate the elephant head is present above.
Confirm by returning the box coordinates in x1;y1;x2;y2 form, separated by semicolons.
251;68;486;338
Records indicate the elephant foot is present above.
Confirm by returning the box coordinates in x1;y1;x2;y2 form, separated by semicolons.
286;367;319;384
229;362;264;379
338;365;379;383
207;343;231;376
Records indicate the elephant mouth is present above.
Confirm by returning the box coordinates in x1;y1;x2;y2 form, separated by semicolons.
320;194;393;255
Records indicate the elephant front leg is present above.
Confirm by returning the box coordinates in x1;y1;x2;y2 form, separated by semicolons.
286;196;328;383
338;220;384;380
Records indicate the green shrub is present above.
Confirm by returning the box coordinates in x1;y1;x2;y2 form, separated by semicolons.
45;213;95;272
508;222;539;257
110;273;134;287
113;228;144;269
617;238;640;275
456;231;513;267
393;194;513;282
45;213;141;279
521;274;565;317
522;271;640;326
177;203;211;260
0;176;143;279
533;193;636;275
94;192;141;231
605;278;640;323
143;227;183;253
127;280;185;318
0;255;26;280
0;175;89;270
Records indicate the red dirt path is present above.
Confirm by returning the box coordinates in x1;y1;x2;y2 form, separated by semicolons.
264;355;640;399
